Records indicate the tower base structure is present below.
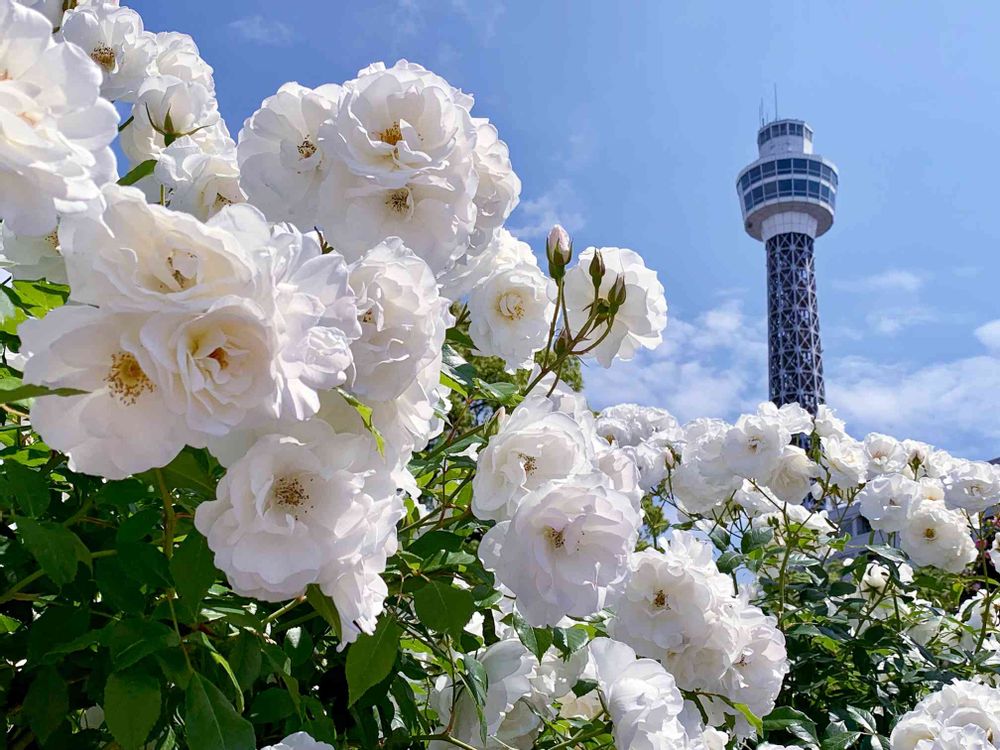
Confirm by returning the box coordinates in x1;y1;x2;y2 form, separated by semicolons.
766;231;825;414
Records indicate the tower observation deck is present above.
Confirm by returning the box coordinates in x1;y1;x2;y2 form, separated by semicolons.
736;118;839;414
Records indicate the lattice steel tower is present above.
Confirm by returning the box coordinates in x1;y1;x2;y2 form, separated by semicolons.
736;119;839;414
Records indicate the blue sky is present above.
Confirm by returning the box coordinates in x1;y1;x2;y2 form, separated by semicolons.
131;0;1000;459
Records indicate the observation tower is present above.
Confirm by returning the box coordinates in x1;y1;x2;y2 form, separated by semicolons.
736;119;839;414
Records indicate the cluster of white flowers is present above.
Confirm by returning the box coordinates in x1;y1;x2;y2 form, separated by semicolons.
238;60;519;283
890;680;1000;749
608;530;788;735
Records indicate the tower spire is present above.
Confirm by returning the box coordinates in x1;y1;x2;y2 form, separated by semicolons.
735;119;839;414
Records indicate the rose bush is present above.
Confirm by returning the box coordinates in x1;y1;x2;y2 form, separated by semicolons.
2;2;1000;749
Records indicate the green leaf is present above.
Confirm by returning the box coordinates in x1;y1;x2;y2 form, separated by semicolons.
283;627;314;667
249;688;296;724
406;530;465;559
461;653;489;744
105;669;162;750
716;550;742;574
764;706;819;746
413;580;475;638
119;542;173;588
227;632;262;692
511;612;546;662
732;702;764;737
305;584;343;640
16;517;86;585
822;732;862;750
142;448;217;496
845;706;878;734
0;383;85;405
24;666;68;742
170;532;217;620
741;527;774;554
709;526;731;551
346;616;402;706
336;388;385;456
553;626;589;658
109;618;180;670
184;673;255;750
118;159;157;186
1;462;50;517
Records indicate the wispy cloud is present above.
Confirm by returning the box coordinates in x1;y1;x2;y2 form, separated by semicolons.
585;298;768;422
974;318;1000;352
229;15;293;46
585;300;999;458
833;269;924;294
507;179;585;239
865;308;939;335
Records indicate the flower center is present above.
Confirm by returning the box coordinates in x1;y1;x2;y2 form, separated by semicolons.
208;347;229;370
166;250;197;290
652;589;668;609
923;527;937;540
385;188;412;217
377;121;403;146
518;453;537;477
298;138;316;159
213;194;232;212
271;475;314;518
544;526;566;550
44;230;59;252
497;291;525;321
90;43;116;71
360;307;375;325
747;436;762;453
105;352;154;406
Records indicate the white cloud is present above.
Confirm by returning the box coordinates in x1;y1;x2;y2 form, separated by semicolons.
828;352;1000;459
833;269;924;294
229;15;293;46
507;179;585;239
974;318;1000;352
584;298;767;422
866;308;938;335
584;299;999;459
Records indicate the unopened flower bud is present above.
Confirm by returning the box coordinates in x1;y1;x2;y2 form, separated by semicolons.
546;224;572;280
608;274;627;311
554;327;573;357
588;251;605;290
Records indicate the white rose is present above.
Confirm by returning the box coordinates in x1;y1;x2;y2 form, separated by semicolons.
141;298;279;438
889;680;1000;750
439;227;535;302
821;434;867;489
20;305;198;479
60;185;260;312
589;637;694;749
815;404;848;438
151;31;215;91
253;220;361;421
563;246;667;367
858;473;922;532
472;394;597;523
348;237;451;402
756;400;814;435
468;257;555;371
260;733;335;750
943;460;1000;514
155;135;246;221
57;2;156;102
0;224;66;283
429;639;536;749
120;74;224;164
608;531;736;658
194;419;402;642
237;81;341;228
479;472;639;626
763;444;820;504
864;432;909;476
468;117;520;253
900;497;977;574
716;414;789;481
0;0;118;235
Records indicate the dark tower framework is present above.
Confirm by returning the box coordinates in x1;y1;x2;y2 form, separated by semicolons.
766;232;825;413
736;118;838;415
